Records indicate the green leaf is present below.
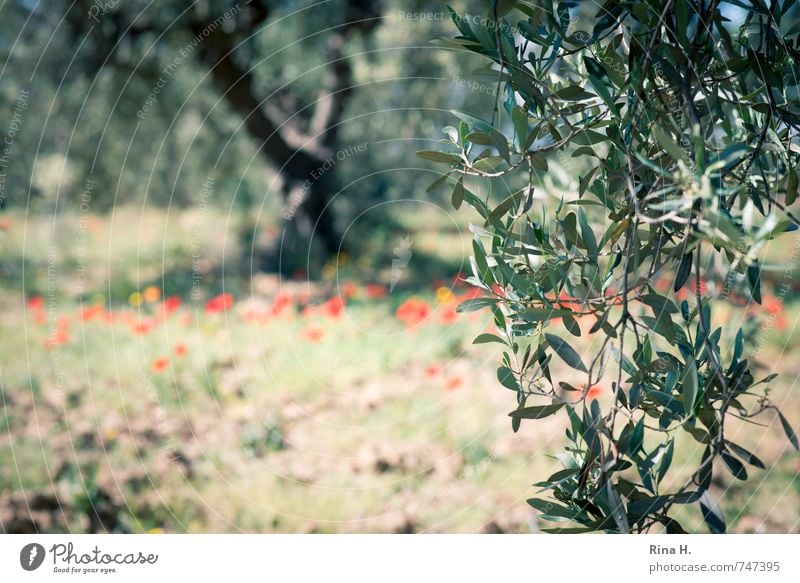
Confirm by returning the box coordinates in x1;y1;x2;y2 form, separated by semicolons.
562;212;579;247
726;442;766;469
561;312;581;337
511;106;528;150
544;333;588;372
778;410;799;451
698;446;713;491
488;190;524;224
497;366;519;390
426;173;450;193
699;491;726;534
747;263;762;304
518;307;572;321
682;359;698;417
451;176;465;210
552;85;594;101
721;451;748;480
657;439;675;484
449;109;495;134
496;0;517;18
473;333;507;345
455;297;498;313
510;402;565;420
627;496;668;518
639;292;679;314
653;125;686;163
573;129;609;146
578;208;598;257
606;482;629;533
540;526;598;534
630;418;644;454
786;167;798;206
628;491;699;518
527;497;579;520
489;130;511;163
465;132;492;145
674;252;693;292
416;150;458;164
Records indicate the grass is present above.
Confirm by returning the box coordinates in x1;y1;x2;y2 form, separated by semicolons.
0;208;798;533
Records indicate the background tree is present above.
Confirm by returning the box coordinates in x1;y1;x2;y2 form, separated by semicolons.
1;0;486;276
422;0;800;533
65;0;383;266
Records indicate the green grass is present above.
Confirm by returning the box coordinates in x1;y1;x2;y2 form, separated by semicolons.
0;209;798;533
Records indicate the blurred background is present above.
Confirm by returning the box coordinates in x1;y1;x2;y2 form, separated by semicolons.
0;0;797;533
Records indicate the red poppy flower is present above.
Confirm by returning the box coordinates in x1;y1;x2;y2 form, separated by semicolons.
244;307;270;325
424;364;441;378
364;284;388;299
444;376;463;391
438;306;458;324
27;296;44;310
162;295;182;315
653;277;671;292
694;278;708;295
271;293;294;316
396;297;431;327
43;329;69;349
79;305;104;322
322;296;345;318
302;327;325;342
131;318;155;335
205;292;234;314
586;385;603;400
763;295;783;315
151;357;170;373
173;343;188;357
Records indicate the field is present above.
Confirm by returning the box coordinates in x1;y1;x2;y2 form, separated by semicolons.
0;208;798;533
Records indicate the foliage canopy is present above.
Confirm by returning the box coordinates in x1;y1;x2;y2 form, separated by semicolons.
421;0;800;533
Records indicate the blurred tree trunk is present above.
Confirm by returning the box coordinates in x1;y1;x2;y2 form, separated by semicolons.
188;0;382;271
67;0;382;271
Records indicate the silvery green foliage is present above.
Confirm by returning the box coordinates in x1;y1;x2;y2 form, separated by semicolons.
420;0;800;533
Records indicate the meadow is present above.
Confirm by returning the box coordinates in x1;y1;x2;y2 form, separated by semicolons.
0;207;798;533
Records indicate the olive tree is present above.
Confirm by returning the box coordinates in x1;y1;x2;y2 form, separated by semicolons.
420;0;799;533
